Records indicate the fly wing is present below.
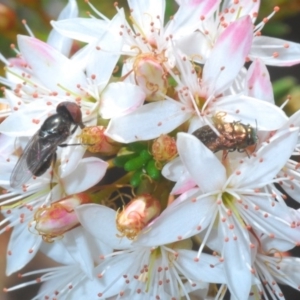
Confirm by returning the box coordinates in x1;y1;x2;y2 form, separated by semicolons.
10;133;59;188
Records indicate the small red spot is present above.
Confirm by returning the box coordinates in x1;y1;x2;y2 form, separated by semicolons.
196;225;201;231
7;250;12;256
273;52;279;58
177;235;182;240
194;257;199;262
28;249;34;254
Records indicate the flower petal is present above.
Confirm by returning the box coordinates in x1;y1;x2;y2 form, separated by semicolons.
100;82;145;119
85;11;124;85
166;0;219;37
62;157;108;194
229;127;298;189
75;204;132;249
250;36;300;66
177;250;227;283
6;223;42;275
220;216;252;300
17;35;87;94
203;16;253;95
134;195;217;247
51;18;108;43
105;100;192;143
47;0;78;56
246;59;274;103
213;94;288;130
177;133;226;193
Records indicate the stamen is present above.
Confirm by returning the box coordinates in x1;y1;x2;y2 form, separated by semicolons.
84;0;110;21
21;20;35;37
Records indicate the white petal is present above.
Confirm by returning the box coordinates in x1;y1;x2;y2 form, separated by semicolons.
203;16;253;95
17;35;87;94
177;133;226;193
220;217;252;300
100;82;145;119
229;127;298;189
0;94;55;136
213;94;288;130
105;100;192;143
86;12;124;85
75;204;132;249
250;36;300;66
166;0;219;37
47;0;78;56
61;227;95;279
6;224;42;275
177;250;226;283
135;196;217;247
40;240;75;265
246;59;274;103
51;18;108;43
62;157;108;194
128;0;165;39
176;32;210;63
239;195;300;244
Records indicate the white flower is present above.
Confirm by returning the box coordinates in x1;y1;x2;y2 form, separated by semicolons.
0;154;107;275
105;16;287;143
134;128;300;299
4;227;112;300
75;203;227;299
179;1;300;67
248;233;300;299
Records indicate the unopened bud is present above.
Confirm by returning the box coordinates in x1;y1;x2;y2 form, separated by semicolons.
152;134;177;162
32;193;91;242
79;126;120;154
134;53;168;101
116;194;161;240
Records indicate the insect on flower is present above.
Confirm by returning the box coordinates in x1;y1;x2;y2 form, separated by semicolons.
10;101;85;188
192;112;258;154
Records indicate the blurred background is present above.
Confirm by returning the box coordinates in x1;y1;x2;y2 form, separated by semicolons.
0;0;300;299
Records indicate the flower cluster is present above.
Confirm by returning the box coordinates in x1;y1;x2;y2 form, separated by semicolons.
1;0;300;299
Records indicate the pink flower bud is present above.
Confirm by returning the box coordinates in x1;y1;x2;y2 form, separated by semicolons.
152;134;177;163
133;53;168;101
116;194;161;240
32;193;91;242
79;126;120;155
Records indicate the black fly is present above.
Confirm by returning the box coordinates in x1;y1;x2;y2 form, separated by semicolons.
10;101;84;188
